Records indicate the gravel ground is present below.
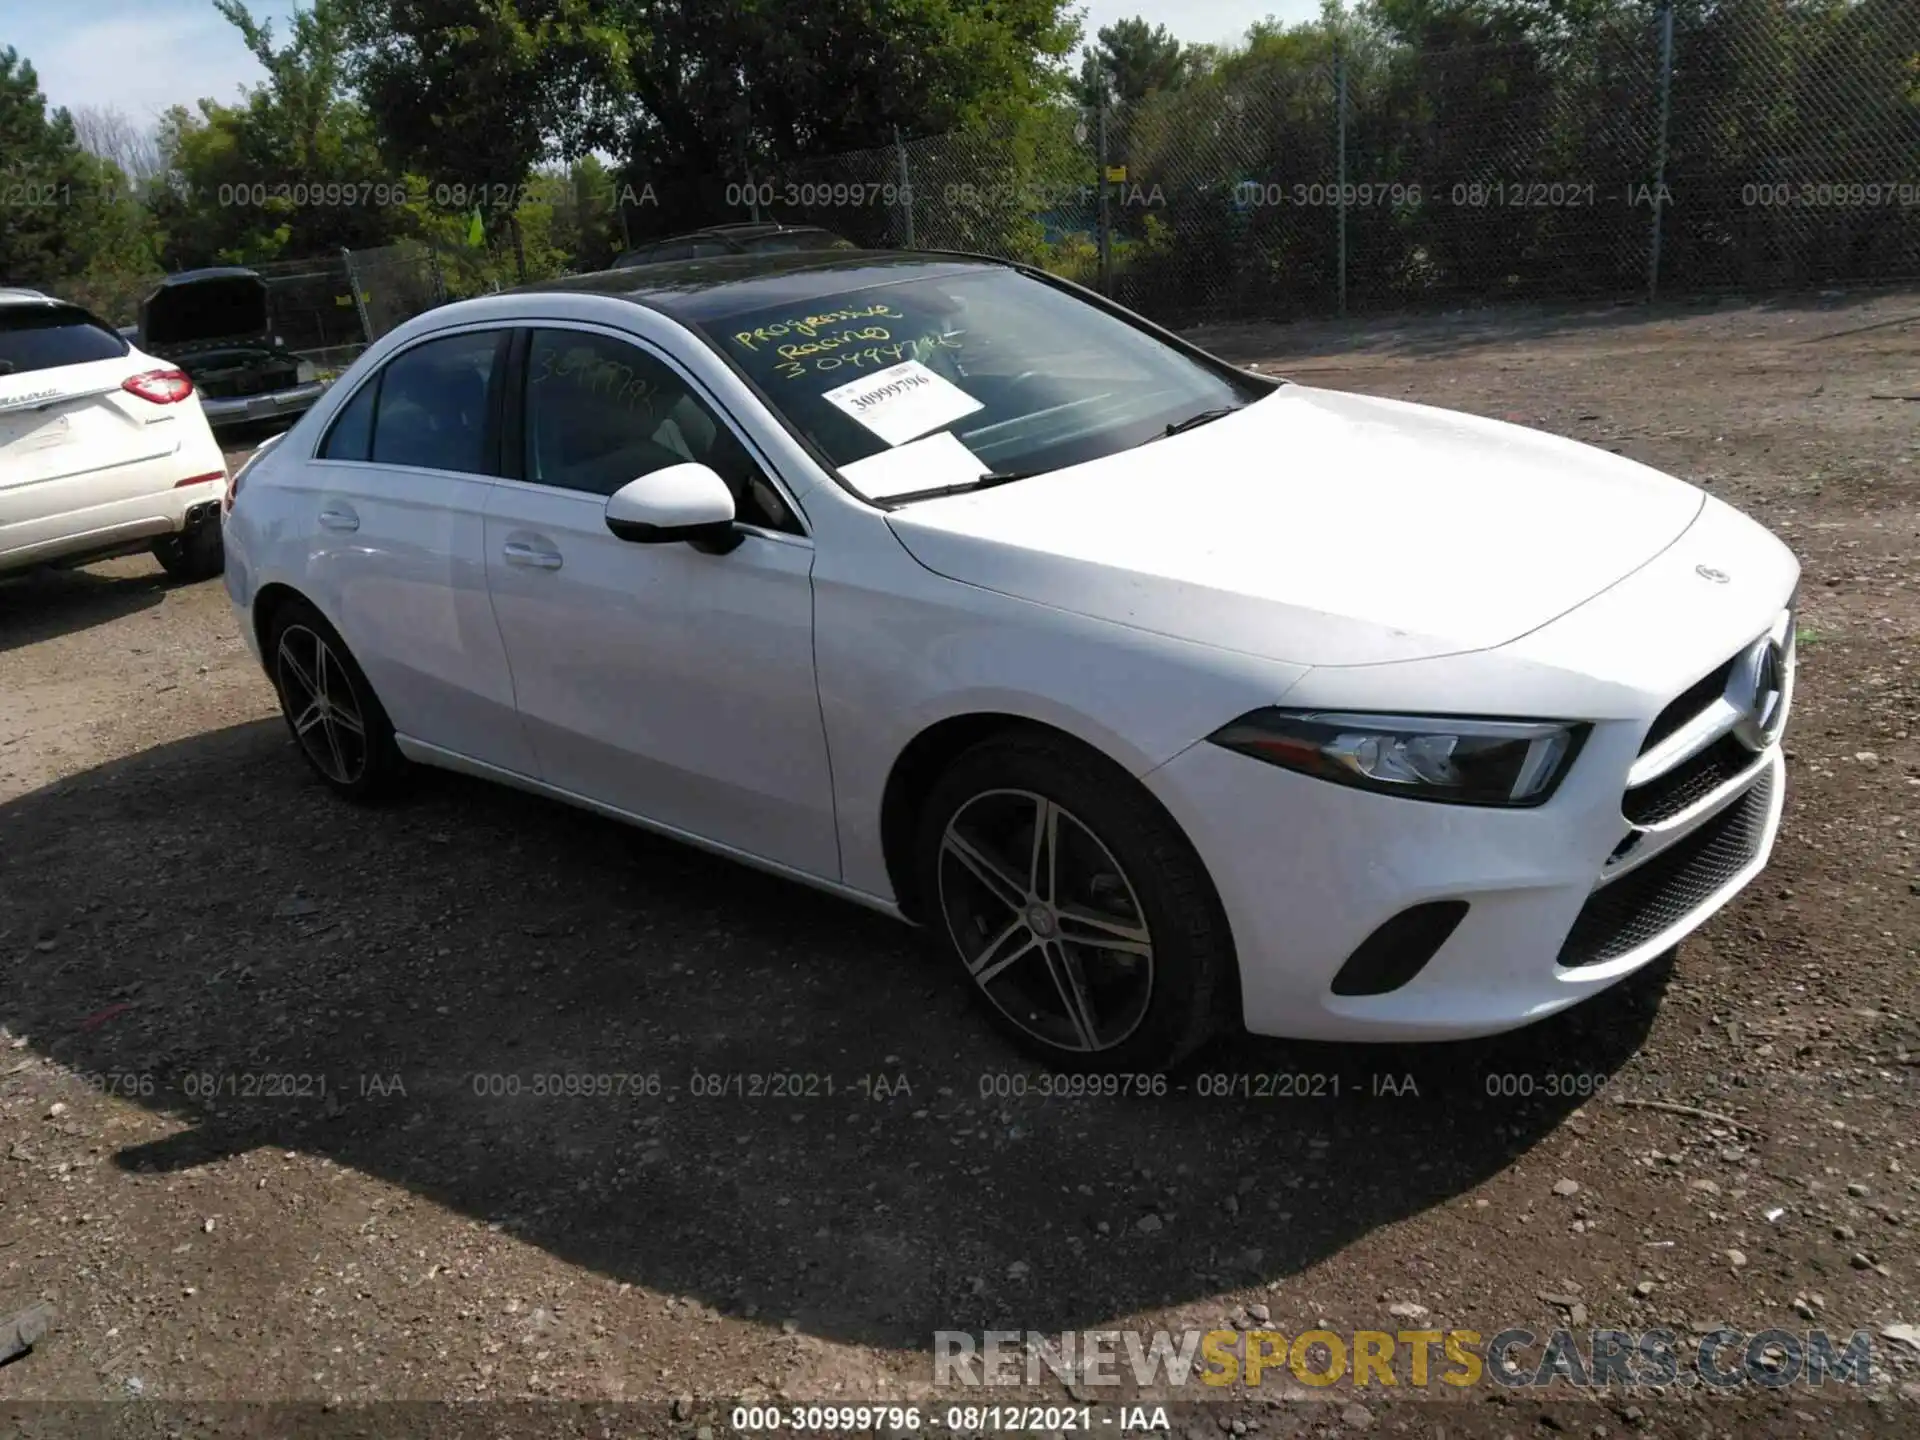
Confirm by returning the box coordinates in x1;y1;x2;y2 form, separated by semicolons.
1;293;1916;1438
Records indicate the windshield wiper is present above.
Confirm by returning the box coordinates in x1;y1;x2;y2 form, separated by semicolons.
875;469;1041;507
1162;405;1241;437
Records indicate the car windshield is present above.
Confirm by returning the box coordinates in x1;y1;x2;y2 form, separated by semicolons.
701;268;1264;500
0;304;128;376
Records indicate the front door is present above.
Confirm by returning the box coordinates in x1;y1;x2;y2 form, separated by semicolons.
482;324;838;879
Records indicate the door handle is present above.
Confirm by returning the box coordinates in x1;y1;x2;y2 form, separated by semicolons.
502;539;563;571
317;505;359;533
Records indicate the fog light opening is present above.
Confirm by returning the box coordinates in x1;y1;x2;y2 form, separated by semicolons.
1329;900;1470;997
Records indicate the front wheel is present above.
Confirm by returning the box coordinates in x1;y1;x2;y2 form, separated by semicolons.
914;731;1237;1073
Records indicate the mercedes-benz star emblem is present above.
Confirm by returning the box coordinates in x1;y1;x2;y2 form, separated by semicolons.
1732;638;1786;751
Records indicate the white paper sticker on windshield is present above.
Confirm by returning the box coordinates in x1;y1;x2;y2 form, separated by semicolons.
821;360;983;447
839;429;986;500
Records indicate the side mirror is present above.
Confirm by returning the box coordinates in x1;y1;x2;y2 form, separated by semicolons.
604;463;741;552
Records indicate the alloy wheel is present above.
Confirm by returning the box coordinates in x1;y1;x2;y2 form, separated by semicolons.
936;788;1155;1053
275;624;368;786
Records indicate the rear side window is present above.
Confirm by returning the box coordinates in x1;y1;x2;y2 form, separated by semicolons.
318;379;377;461
0;304;129;376
371;331;502;472
320;330;504;473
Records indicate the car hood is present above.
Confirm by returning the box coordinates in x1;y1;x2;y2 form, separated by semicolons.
139;272;271;351
884;384;1706;667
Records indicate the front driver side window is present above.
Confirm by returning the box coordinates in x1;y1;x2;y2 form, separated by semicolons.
522;329;793;530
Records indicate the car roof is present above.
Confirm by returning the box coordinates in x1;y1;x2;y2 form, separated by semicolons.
637;222;830;246
613;223;845;267
508;249;1007;324
701;222;811;239
0;287;56;307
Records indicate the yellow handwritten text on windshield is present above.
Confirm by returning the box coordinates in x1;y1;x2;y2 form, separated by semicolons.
730;303;905;352
772;331;964;381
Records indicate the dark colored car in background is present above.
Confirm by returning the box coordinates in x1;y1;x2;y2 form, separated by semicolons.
612;223;855;269
138;268;328;428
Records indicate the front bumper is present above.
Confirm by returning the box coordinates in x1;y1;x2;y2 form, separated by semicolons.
1144;495;1798;1044
201;381;326;426
1147;736;1784;1043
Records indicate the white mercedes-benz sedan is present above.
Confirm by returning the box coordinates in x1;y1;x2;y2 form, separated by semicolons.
222;251;1798;1072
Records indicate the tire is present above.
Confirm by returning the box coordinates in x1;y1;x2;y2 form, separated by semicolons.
914;729;1236;1073
263;597;406;802
152;520;224;582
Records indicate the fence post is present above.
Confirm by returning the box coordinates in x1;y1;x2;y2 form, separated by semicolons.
339;246;373;344
1334;48;1348;318
1096;88;1112;296
1647;1;1675;302
893;127;915;248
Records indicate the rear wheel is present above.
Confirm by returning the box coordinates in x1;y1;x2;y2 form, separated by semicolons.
914;731;1236;1073
152;520;223;582
264;598;405;802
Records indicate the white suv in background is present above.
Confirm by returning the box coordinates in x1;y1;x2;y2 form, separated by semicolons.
0;288;229;582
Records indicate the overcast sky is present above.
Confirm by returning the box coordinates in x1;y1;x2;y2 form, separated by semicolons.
21;0;1328;125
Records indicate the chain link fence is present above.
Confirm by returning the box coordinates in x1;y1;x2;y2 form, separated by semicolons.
61;2;1914;347
775;0;1920;326
339;242;448;355
64;252;381;377
1663;0;1920;291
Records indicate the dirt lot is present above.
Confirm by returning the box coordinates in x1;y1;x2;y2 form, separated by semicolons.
1;292;1916;1438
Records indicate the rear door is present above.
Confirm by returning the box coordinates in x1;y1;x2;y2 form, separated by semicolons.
299;326;538;776
0;305;182;549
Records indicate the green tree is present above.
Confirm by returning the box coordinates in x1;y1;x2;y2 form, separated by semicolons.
543;155;623;271
336;1;631;212
605;0;1079;232
1077;18;1197;112
0;47;156;291
147;1;404;267
216;0;353;168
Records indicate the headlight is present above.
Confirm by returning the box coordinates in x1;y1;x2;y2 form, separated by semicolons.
1208;710;1587;807
296;360;318;383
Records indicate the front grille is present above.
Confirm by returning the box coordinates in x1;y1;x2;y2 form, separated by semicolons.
1622;733;1757;825
1558;765;1773;969
1640;653;1737;755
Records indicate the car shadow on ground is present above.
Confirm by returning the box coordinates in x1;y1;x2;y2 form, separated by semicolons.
0;720;1671;1350
0;564;173;654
